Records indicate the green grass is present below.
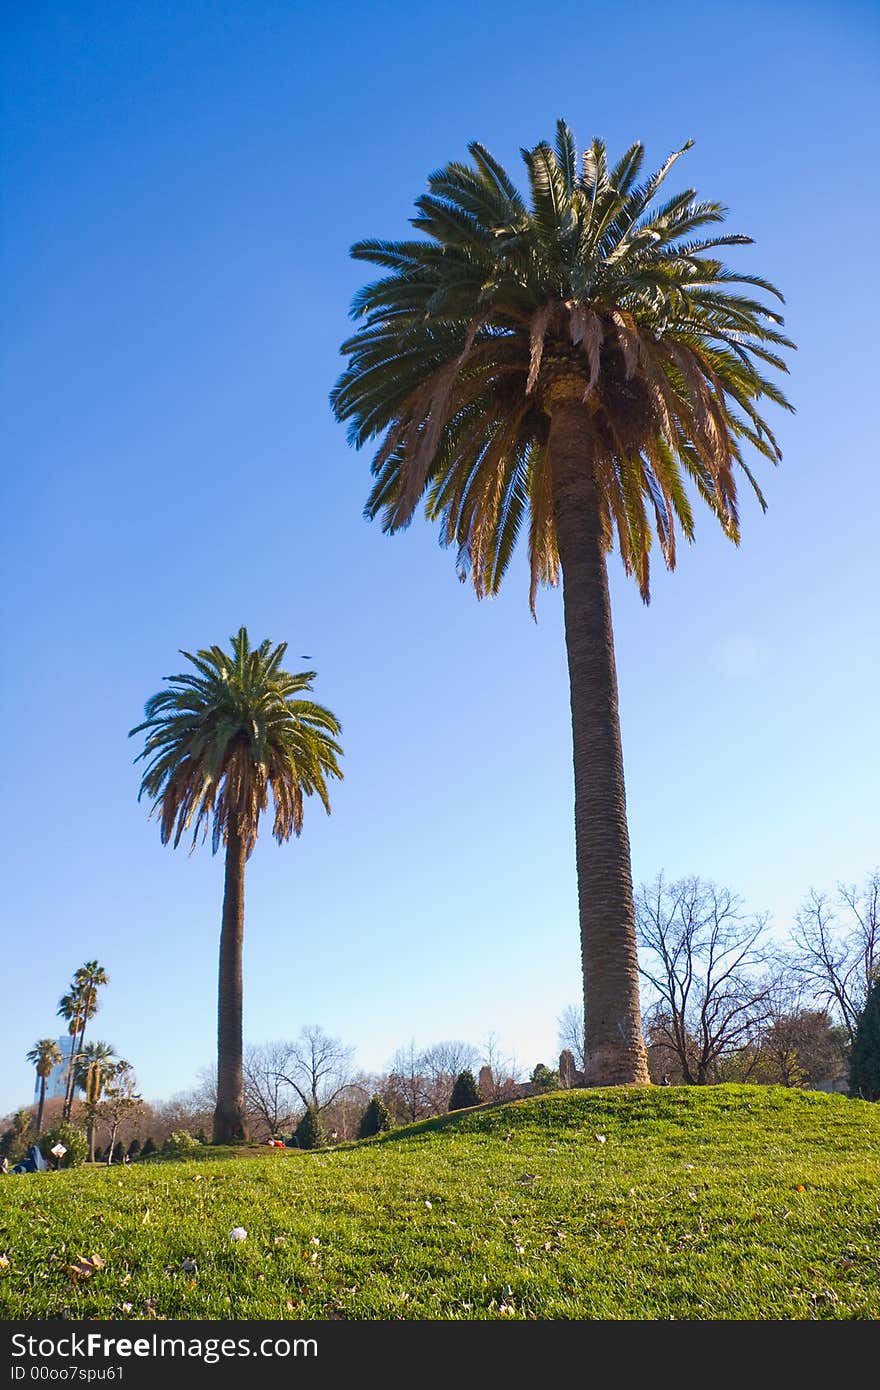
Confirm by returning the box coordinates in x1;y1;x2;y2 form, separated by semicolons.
2;1086;879;1320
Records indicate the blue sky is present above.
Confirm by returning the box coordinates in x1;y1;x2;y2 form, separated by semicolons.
2;0;878;1115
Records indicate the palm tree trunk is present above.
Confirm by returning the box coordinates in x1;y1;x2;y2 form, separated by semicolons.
62;1025;78;1121
549;398;650;1086
213;825;248;1143
35;1077;46;1137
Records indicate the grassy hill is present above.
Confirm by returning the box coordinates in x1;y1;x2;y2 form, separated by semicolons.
1;1085;879;1320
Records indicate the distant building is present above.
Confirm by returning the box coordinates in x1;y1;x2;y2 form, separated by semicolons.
34;1036;75;1104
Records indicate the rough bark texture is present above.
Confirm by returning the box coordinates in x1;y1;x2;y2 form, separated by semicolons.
549;398;650;1086
62;1030;78;1121
213;826;249;1143
35;1079;46;1137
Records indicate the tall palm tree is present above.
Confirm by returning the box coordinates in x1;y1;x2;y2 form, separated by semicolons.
73;961;109;1057
129;627;344;1143
57;962;109;1119
26;1039;62;1136
332;121;793;1085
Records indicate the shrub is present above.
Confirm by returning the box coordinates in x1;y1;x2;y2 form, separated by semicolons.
93;1147;105;1163
449;1070;480;1111
850;981;880;1101
127;1138;141;1160
140;1137;157;1158
39;1122;88;1169
162;1130;202;1158
358;1094;393;1139
0;1112;34;1166
293;1107;326;1150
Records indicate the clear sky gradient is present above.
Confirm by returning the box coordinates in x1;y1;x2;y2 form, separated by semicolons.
2;0;878;1114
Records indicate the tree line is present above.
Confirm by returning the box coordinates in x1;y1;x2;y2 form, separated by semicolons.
7;865;877;1169
633;870;878;1089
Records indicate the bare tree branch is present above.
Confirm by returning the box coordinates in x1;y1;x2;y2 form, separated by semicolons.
636;874;775;1083
791;872;880;1044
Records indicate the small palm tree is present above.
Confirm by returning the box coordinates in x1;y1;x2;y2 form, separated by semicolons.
26;1039;62;1136
332;121;792;1084
75;1040;117;1162
130;627;343;1143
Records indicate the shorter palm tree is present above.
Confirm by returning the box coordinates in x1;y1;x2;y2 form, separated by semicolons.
130;627;344;1144
75;1041;117;1162
26;1039;62;1136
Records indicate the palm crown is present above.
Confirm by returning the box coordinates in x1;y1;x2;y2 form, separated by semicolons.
130;626;343;856
27;1039;62;1080
332;120;793;607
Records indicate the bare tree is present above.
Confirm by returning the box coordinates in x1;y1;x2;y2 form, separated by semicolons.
101;1062;144;1164
386;1041;428;1124
478;1032;522;1101
321;1076;372;1142
275;1026;355;1114
756;979;848;1088
419;1040;480;1115
791;872;880;1044
243;1042;297;1139
636;874;776;1084
557;1004;587;1073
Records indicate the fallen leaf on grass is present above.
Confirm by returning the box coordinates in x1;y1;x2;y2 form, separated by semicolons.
517;1173;537;1185
593;1134;606;1145
0;1255;10;1270
69;1255;105;1281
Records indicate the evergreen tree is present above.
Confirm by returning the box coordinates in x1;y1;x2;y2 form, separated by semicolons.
140;1136;157;1158
293;1106;326;1150
358;1094;392;1139
531;1063;560;1090
850;981;880;1101
449;1070;480;1111
127;1138;141;1160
